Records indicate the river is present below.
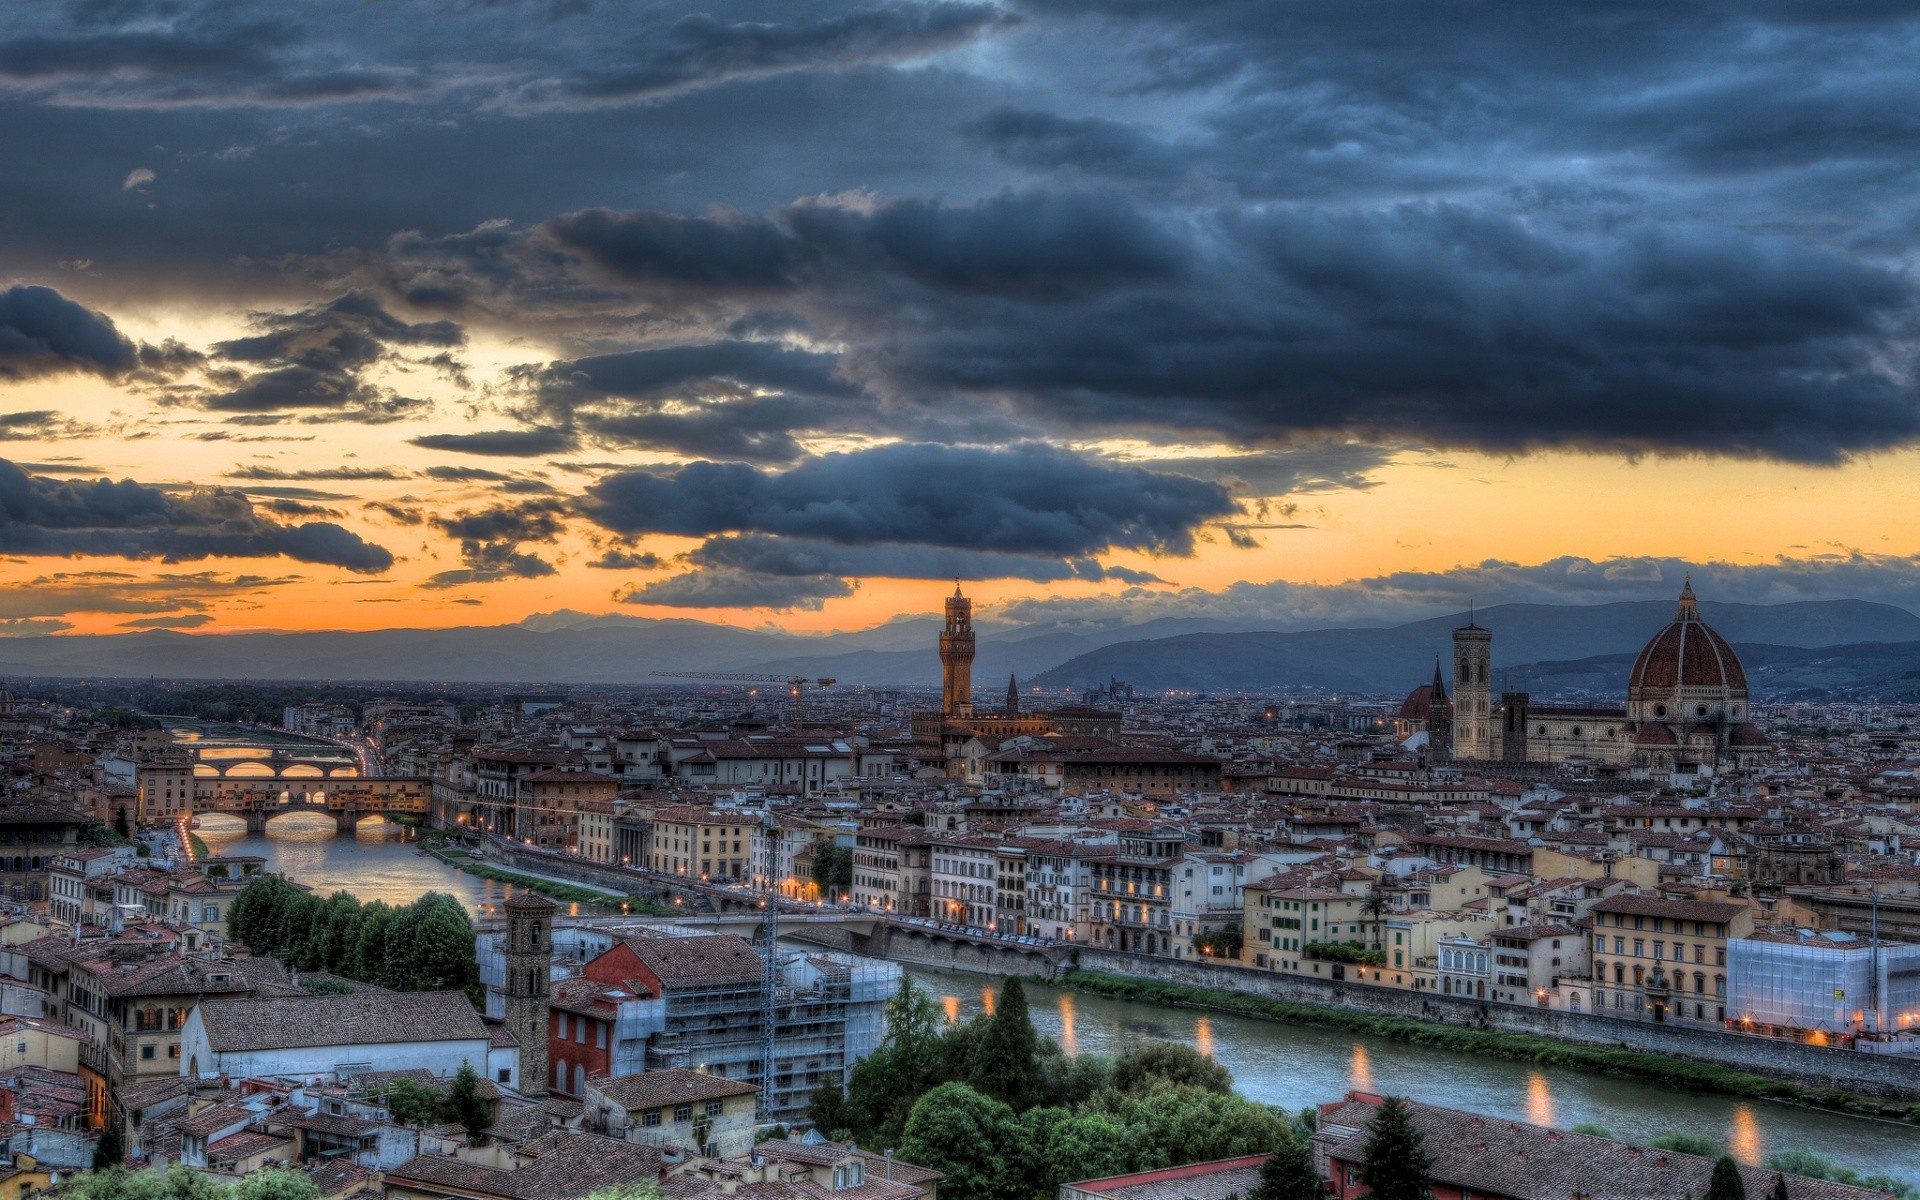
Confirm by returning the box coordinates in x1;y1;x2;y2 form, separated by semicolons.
189;820;1920;1185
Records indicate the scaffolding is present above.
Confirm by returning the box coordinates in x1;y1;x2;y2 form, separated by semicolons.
1727;933;1920;1036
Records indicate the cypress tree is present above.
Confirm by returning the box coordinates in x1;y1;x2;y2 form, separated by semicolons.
447;1062;491;1145
1356;1096;1432;1200
1249;1137;1323;1200
1769;1175;1789;1200
966;977;1041;1111
1706;1156;1747;1200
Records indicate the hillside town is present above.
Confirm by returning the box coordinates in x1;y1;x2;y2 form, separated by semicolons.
0;586;1909;1198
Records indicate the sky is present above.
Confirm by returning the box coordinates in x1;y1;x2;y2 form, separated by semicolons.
3;0;1920;636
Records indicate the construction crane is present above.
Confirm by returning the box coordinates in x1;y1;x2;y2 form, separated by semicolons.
649;672;837;728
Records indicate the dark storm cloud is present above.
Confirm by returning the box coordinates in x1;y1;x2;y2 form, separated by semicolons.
961;108;1184;180
120;612;214;628
511;2;1018;109
427;498;565;585
579;442;1236;556
198;292;461;421
588;548;665;570
411;428;578;456
0;457;394;570
0;284;135;379
687;533;1163;583
530;188;1919;462
617;567;856;611
519;341;864;461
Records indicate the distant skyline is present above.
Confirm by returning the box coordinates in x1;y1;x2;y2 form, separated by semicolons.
5;1;1920;635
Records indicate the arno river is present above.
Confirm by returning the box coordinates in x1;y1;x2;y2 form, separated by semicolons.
198;813;1920;1185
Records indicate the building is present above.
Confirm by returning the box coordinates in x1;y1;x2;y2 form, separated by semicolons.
504;889;555;1095
1727;929;1920;1041
1420;581;1770;775
910;585;1121;772
1059;1155;1272;1200
1588;894;1752;1025
584;1068;758;1157
179;990;501;1082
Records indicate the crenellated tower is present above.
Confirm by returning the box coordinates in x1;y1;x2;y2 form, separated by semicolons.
940;583;976;718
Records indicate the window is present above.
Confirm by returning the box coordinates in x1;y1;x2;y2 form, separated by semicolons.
643;1109;662;1127
705;1099;724;1117
140;1044;155;1060
674;1104;693;1123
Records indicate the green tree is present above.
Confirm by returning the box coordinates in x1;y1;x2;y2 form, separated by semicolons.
1706;1155;1747;1200
898;1083;1019;1200
1249;1137;1323;1200
447;1061;492;1144
113;807;131;840
92;1122;126;1170
230;1171;322;1200
1356;1097;1432;1200
409;892;482;1003
1034;1113;1129;1200
69;1165;231;1200
1654;1133;1724;1159
1113;1042;1233;1095
1770;1176;1789;1200
1569;1123;1615;1139
350;901;394;982
1089;1082;1292;1172
1361;887;1392;950
807;1083;852;1141
1038;1050;1112;1109
967;977;1041;1111
380;1077;448;1126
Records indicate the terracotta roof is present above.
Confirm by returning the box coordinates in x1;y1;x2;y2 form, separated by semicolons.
619;934;764;988
1590;894;1749;923
590;1068;757;1111
196;990;487;1052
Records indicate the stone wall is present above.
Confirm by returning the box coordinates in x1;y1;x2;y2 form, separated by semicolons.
1070;948;1920;1099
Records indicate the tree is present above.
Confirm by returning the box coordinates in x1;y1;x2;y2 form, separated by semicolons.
1654;1133;1724;1159
447;1061;492;1144
1038;1050;1112;1109
898;1083;1019;1200
967;977;1041;1111
92;1122;126;1170
1113;1043;1233;1095
1706;1155;1747;1200
1034;1112;1129;1200
1087;1082;1292;1172
350;901;394;982
807;1083;852;1141
1569;1123;1615;1139
113;807;131;839
1361;887;1392;950
409;892;483;1003
1356;1096;1432;1200
230;1171;322;1200
1250;1137;1323;1200
381;1076;448;1126
1770;1176;1790;1200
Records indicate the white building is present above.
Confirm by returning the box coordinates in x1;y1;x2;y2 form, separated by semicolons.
179;991;507;1084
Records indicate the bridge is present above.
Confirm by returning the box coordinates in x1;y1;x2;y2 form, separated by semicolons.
189;776;433;835
192;746;361;779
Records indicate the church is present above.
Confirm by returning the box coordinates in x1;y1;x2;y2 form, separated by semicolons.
1397;579;1769;776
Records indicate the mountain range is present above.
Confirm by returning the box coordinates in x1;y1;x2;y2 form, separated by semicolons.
0;598;1917;696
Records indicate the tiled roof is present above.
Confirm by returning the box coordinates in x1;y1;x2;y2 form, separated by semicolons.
620;934;764;988
590;1068;757;1112
197;990;487;1052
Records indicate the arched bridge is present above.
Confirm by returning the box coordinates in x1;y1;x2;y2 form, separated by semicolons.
189;776;433;834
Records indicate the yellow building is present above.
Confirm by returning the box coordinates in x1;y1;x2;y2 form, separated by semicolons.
1589;894;1753;1026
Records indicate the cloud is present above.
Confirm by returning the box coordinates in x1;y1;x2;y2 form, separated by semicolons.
121;166;155;190
617;567;856;611
587;548;665;570
228;465;409;481
686;532;1163;584
119;613;214;628
0;458;393;571
505;2;1020;109
0;617;72;636
0;284;136;380
197;292;460;421
411;428;577;457
580;442;1235;557
427;498;565;584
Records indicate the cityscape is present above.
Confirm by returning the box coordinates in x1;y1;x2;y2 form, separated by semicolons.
7;0;1920;1199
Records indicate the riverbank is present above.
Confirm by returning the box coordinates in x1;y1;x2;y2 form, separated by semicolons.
420;841;672;914
1055;970;1920;1124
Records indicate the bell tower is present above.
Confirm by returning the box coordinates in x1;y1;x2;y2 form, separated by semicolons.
1452;612;1493;760
504;890;556;1095
940;583;976;718
1425;657;1451;760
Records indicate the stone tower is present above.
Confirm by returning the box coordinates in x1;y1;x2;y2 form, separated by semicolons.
1452;615;1493;760
1005;674;1020;715
1425;657;1450;759
940;583;976;718
504;889;556;1096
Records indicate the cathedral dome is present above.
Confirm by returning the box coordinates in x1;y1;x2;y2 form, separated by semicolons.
1627;578;1748;704
1397;683;1440;722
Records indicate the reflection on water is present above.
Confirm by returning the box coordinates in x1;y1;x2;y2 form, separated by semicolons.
1729;1104;1762;1166
910;969;1920;1186
197;812;517;913
981;986;995;1017
1525;1071;1553;1128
